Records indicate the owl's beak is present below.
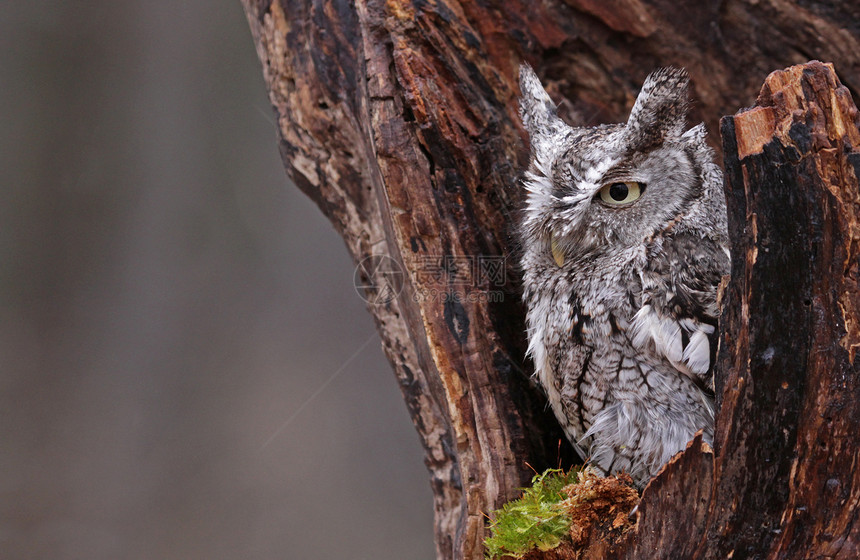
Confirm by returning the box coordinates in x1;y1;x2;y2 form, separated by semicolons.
550;235;565;267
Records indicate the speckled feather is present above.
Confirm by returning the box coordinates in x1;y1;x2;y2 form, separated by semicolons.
517;65;729;487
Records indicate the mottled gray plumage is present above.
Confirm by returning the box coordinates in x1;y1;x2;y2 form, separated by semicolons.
517;65;729;487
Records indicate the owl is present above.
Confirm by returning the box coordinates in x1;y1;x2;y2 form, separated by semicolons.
517;65;730;487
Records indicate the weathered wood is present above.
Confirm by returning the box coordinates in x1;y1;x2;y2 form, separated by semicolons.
239;1;860;558
241;3;577;557
708;60;860;560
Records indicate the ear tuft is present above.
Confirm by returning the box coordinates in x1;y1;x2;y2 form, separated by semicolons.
626;67;690;148
519;64;561;141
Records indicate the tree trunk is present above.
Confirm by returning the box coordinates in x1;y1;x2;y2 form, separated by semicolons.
239;1;860;558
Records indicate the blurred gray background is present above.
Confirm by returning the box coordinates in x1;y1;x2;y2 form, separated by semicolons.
0;2;433;558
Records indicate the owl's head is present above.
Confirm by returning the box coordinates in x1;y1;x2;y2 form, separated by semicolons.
518;65;714;263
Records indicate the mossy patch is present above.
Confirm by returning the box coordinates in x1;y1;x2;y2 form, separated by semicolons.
483;468;581;559
484;468;639;559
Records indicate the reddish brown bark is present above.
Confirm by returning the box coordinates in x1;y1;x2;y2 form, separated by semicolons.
240;1;860;558
708;61;860;560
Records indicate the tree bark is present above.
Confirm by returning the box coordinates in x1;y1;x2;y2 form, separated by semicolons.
239;1;860;558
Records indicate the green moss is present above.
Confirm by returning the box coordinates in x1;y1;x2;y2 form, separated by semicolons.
483;468;581;559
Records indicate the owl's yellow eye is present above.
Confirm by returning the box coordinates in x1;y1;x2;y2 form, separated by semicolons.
598;182;643;205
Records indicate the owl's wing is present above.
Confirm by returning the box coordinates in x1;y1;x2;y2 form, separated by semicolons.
631;232;730;386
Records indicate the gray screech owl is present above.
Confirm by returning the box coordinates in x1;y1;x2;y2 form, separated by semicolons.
517;65;730;487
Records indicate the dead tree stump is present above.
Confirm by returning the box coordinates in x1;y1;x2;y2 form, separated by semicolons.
240;0;860;557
